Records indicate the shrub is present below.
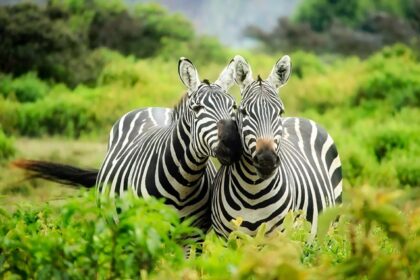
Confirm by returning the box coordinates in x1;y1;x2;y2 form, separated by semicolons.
354;45;420;109
0;72;49;102
295;0;364;31
395;157;420;187
0;1;199;87
246;0;419;57
0;192;198;279
372;130;410;162
282;58;363;113
1;187;418;279
97;54;139;87
295;0;414;32
0;3;100;87
159;35;230;65
0;128;15;162
16;94;100;138
288;51;326;79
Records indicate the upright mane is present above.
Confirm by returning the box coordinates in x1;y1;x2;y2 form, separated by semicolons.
171;93;189;122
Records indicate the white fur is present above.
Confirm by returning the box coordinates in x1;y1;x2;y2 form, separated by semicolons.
232;55;254;91
215;59;236;91
178;57;200;94
267;55;291;89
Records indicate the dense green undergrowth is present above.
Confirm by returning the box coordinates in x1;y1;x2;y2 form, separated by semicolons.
0;187;418;279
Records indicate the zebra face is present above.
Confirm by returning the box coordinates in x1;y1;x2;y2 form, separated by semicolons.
238;83;284;178
233;55;291;179
179;58;242;165
188;84;240;163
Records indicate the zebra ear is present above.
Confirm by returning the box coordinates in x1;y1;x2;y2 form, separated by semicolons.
267;55;291;89
232;55;253;92
178;57;200;94
214;59;236;91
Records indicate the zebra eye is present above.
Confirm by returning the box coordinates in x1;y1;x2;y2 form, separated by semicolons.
191;104;204;113
279;109;284;117
240;107;247;116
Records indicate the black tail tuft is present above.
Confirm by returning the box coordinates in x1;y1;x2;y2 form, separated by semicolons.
12;159;98;188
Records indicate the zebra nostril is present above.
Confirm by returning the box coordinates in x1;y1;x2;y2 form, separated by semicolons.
253;156;259;164
253;150;278;168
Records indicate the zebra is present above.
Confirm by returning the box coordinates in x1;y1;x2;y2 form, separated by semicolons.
211;55;343;238
14;57;242;232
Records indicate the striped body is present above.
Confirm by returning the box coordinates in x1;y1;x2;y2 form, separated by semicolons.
96;106;215;229
212;117;342;237
211;55;342;238
95;54;241;233
95;57;241;232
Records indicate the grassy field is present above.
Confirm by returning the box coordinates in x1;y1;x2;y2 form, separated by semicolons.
0;138;105;210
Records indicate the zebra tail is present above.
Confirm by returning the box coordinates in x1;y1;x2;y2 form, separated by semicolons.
12;160;98;188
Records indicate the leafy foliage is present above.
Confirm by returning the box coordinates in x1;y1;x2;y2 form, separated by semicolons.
246;0;420;56
0;3;101;87
0;1;223;86
88;3;194;58
0;187;418;279
0;72;49;103
354;45;420;109
295;0;414;31
0;192;198;279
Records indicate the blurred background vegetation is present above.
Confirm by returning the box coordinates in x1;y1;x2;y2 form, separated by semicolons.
0;0;419;278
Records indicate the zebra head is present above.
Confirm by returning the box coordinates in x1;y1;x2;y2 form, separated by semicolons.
233;55;291;179
178;58;242;165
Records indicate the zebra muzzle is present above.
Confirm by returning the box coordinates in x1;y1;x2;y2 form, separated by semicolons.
252;150;280;179
214;119;242;165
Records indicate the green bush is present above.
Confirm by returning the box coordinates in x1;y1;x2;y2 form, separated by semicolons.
0;1;200;87
372;130;410;162
248;0;419;57
295;0;365;31
15;91;101;138
0;72;49;102
159;35;230;65
0;3;102;87
0;192;198;279
0;187;418;279
395;157;420;187
289;51;326;79
294;0;412;32
97;53;139;87
0;128;14;162
354;45;420;110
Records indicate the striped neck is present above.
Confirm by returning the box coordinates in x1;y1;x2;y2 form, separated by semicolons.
162;107;210;190
237;153;282;186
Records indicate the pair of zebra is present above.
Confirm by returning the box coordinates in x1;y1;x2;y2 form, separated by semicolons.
15;55;342;239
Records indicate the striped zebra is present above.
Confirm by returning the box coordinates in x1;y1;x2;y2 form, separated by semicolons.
211;55;343;238
14;57;241;232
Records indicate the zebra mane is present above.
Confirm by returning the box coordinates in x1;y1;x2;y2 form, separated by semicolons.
171;93;189;122
202;79;211;85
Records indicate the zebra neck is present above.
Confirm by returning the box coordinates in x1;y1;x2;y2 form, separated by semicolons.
165;116;209;186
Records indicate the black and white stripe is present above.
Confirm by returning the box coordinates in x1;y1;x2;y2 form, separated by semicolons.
96;58;239;231
211;55;342;238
